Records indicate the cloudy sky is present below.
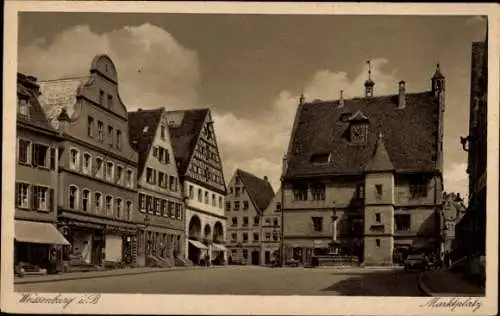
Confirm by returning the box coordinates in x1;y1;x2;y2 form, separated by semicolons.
18;13;487;201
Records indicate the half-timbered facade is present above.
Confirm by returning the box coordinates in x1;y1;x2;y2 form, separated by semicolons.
166;109;228;265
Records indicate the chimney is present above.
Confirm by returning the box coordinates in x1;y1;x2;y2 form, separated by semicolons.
138;108;143;112
398;80;406;109
338;90;344;108
264;176;269;182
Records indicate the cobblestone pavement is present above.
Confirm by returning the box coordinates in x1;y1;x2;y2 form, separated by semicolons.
15;265;422;296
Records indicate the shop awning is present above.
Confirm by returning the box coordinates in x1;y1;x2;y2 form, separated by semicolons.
188;239;208;249
211;243;228;252
15;220;70;245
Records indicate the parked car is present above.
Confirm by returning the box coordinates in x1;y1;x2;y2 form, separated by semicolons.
404;253;427;272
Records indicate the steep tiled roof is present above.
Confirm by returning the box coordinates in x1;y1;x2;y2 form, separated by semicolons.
17;73;56;133
165;109;209;176
365;133;395;172
284;91;440;179
38;77;92;130
128;108;164;177
237;169;275;212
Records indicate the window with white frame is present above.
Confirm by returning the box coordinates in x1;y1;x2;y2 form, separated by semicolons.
218;196;223;208
105;195;113;216
32;143;49;168
126;201;132;220
204;191;209;204
33;186;50;211
116;166;123;184
82;189;90;212
161;199;167;216
16;182;30;208
126;170;133;188
212;194;216;207
97;121;104;142
197;189;202;202
154;198;160;215
146;168;154;184
158;171;165;188
69;186;79;210
95;158;104;178
139;194;146;212
175;203;182;219
115;198;122;218
147;195;154;213
82;153;92;175
106;161;114;181
18;139;30;164
95;192;102;212
70;148;80;171
168;202;174;217
169;176;175;191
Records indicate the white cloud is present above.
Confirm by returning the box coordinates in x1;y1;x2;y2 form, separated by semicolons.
19;23;200;109
214;58;398;190
443;162;469;205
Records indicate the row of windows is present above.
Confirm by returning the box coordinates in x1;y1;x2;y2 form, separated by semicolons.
139;193;183;220
18;139;56;170
225;200;250;211
68;185;132;221
69;148;134;188
145;167;178;192
15;182;54;211
190;158;224;184
230;216;260;227
87;116;122;150
187;185;224;209
152;145;171;165
229;186;246;197
230;231;280;243
309;214;411;233
292;181;428;202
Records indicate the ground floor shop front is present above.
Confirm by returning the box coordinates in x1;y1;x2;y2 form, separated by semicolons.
228;245;261;265
58;211;137;268
136;226;185;267
260;243;280;266
14;219;70;274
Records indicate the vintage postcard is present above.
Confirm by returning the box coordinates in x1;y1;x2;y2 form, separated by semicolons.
1;1;498;315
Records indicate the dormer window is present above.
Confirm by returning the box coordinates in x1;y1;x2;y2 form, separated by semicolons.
350;123;368;144
18;97;30;117
310;153;330;165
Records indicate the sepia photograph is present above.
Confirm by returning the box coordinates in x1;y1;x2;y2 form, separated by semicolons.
1;2;498;315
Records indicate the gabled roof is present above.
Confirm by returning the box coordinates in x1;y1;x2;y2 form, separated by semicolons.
236;169;275;212
165;108;209;176
365;133;395;172
17;73;57;133
284;91;440;179
37;77;92;130
128;107;165;177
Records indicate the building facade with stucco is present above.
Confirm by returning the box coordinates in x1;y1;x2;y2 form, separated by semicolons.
128;107;186;267
38;55;139;268
281;63;446;266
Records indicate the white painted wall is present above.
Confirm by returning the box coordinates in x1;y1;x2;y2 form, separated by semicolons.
105;234;123;262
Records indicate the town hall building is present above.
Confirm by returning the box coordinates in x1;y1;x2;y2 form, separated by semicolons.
281;63;446;266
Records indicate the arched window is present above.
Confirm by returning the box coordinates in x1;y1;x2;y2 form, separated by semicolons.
105;195;113;216
69;185;79;209
95;192;102;213
82;189;90;212
83;153;92;175
70;148;80;171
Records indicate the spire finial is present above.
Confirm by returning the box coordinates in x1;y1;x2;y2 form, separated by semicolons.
367;59;372;80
